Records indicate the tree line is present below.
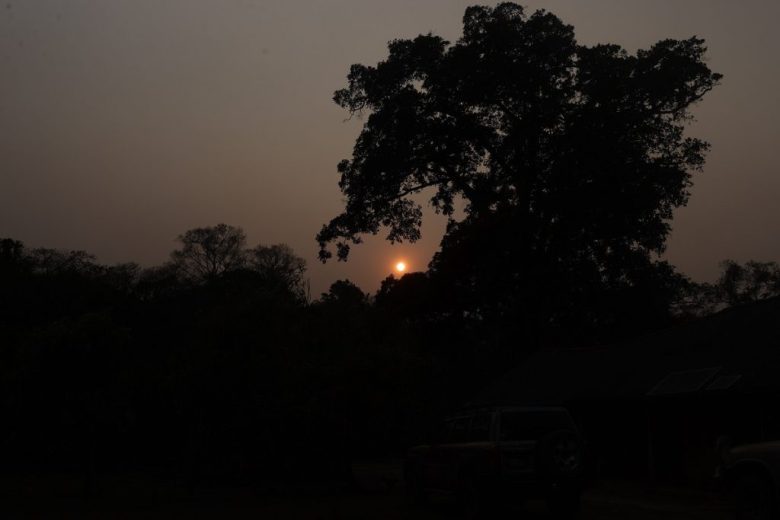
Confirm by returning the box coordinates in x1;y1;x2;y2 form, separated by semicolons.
0;226;496;490
1;224;775;490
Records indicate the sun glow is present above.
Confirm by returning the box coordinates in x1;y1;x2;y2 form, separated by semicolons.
395;261;407;273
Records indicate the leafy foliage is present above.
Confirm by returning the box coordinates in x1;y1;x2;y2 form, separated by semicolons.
248;243;309;302
171;223;247;282
716;260;780;305
0;232;438;488
319;5;721;263
318;3;721;342
2;224;777;492
678;260;780;317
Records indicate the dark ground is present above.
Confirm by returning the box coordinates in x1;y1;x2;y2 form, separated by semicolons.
1;461;733;519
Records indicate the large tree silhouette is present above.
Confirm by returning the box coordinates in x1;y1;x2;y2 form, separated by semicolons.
317;3;720;339
318;4;720;262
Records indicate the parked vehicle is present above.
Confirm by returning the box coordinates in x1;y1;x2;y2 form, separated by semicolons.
404;406;584;517
716;438;780;520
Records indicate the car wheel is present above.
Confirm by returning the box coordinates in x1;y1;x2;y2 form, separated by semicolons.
537;429;584;481
735;472;775;520
457;473;489;518
405;465;428;505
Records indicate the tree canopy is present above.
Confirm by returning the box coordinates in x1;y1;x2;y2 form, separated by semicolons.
168;224;308;300
318;4;721;264
171;223;247;282
677;260;780;317
317;3;721;340
248;243;308;300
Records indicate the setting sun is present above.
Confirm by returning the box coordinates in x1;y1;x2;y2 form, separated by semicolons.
395;261;407;273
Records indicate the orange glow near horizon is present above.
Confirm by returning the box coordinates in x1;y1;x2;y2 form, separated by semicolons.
395;261;407;273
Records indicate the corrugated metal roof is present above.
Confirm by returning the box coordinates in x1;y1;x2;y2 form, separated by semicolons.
647;367;721;396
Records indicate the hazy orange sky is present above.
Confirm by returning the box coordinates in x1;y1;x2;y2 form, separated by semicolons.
2;0;779;296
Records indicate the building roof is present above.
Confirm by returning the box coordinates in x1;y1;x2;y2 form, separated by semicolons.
469;297;780;407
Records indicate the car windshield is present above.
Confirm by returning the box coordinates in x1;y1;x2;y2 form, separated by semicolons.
500;410;574;441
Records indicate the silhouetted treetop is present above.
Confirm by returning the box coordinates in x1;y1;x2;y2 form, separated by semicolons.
671;260;780;319
716;260;780;306
170;223;247;282
320;279;369;308
317;3;721;261
28;248;100;276
248;243;308;300
165;224;311;303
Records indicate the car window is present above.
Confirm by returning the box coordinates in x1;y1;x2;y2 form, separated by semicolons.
446;417;471;443
469;412;492;442
499;411;574;441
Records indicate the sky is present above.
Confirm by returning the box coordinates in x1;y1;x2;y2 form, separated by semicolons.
1;0;779;296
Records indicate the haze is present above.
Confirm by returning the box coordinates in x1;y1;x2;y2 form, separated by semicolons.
2;0;779;296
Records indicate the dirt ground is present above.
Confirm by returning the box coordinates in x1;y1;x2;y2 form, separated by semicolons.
2;461;734;519
21;487;730;520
